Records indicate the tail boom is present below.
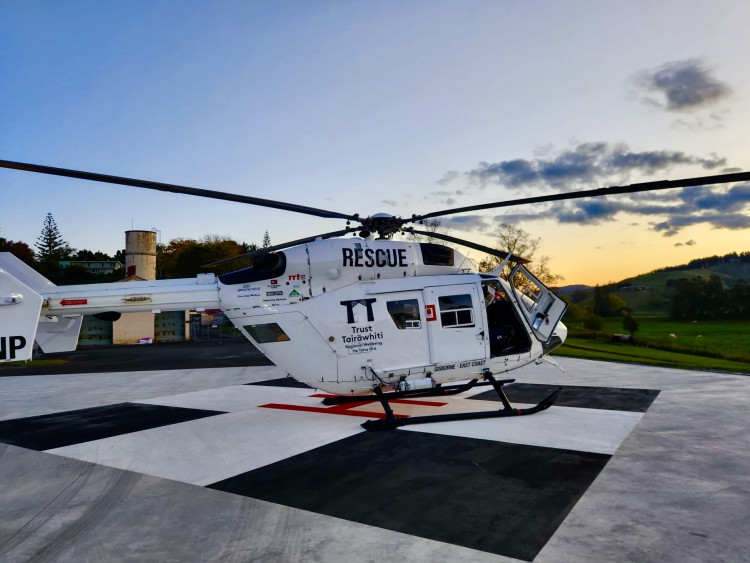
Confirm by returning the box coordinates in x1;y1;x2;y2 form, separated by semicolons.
1;252;220;361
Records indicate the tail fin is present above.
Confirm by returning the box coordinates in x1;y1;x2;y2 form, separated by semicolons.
0;252;57;293
0;253;46;362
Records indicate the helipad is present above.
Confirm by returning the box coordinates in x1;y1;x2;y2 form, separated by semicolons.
0;348;748;562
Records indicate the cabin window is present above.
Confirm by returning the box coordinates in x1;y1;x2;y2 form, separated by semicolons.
419;243;454;266
510;269;543;313
387;299;421;329
438;294;474;327
219;252;287;285
244;323;290;343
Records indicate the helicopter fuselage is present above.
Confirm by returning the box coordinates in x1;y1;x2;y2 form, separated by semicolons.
216;238;567;395
1;237;567;395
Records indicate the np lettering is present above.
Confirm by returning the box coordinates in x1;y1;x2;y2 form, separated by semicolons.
0;335;27;360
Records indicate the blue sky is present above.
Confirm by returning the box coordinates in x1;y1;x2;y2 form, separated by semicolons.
1;1;749;284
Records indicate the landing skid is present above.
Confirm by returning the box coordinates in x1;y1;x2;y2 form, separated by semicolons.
321;378;494;406
361;372;562;431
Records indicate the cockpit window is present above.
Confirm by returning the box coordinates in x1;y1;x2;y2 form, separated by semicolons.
387;299;421;329
482;280;509;306
219;252;287;285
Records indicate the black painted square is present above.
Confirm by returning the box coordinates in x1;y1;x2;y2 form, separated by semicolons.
245;377;312;389
0;403;226;451
470;383;660;412
207;430;610;561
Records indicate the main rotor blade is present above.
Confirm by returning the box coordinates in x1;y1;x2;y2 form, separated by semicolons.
413;171;750;222
203;227;358;268
405;228;529;264
0;159;358;221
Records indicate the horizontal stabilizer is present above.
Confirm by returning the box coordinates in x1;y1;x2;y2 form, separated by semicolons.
35;315;84;354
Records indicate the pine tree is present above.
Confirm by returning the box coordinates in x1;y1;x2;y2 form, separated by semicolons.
35;212;70;279
262;230;271;248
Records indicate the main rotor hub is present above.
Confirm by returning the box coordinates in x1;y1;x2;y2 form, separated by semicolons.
359;213;405;239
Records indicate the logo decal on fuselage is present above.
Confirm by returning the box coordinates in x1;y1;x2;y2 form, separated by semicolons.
340;298;377;323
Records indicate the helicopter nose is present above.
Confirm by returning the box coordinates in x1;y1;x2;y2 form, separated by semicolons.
542;321;567;354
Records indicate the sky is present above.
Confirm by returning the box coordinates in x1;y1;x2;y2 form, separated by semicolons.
1;1;749;285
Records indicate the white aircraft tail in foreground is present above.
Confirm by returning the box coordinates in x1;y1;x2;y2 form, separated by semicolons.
0;252;220;361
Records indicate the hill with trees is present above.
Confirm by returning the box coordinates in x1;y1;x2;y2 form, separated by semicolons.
559;250;750;316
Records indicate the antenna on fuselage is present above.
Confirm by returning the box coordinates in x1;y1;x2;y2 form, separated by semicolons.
491;252;515;277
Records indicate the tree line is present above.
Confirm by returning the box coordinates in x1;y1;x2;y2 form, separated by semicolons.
648;251;750;275
0;213;269;283
667;275;750;320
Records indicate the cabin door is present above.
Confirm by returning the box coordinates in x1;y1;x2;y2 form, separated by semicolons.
509;265;567;343
424;283;487;364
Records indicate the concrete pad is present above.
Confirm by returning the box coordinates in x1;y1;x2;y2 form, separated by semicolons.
0;365;285;421
0;443;505;563
47;407;364;486
135;382;320;413
1;355;749;561
402;406;644;455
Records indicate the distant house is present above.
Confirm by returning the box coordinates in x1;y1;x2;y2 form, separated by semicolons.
617;284;650;292
59;260;123;276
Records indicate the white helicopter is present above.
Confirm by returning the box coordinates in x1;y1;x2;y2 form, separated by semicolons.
1;160;748;429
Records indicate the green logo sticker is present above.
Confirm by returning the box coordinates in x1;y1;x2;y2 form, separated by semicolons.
289;289;301;297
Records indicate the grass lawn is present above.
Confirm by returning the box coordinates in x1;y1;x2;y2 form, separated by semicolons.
564;316;750;362
602;317;749;347
554;337;750;374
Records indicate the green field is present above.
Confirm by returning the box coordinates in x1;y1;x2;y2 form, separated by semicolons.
556;316;750;373
553;337;750;374
603;317;750;356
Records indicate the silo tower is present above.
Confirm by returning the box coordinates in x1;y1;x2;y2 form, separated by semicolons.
124;230;157;280
113;230;158;344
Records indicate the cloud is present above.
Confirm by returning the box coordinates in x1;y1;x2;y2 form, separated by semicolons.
437;170;460;185
461;142;725;189
381;200;398;207
678;183;750;212
554;199;631;225
437;142;745;238
672;110;728;131
686;240;696;246
484;181;750;236
635;59;732;111
442;215;491;232
653;213;750;236
560;183;750;228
